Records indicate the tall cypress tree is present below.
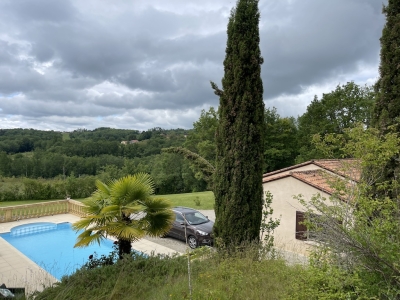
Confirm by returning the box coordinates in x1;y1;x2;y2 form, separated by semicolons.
211;0;265;247
373;0;400;131
372;0;400;197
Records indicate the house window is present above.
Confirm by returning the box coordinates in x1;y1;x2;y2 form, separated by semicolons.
296;211;340;241
295;211;308;240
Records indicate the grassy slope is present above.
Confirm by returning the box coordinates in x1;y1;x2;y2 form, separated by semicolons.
33;249;306;300
32;248;370;300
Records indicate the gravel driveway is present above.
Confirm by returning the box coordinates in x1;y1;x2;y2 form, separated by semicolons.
142;209;215;253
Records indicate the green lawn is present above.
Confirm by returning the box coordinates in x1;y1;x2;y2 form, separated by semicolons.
159;191;215;210
0;191;215;209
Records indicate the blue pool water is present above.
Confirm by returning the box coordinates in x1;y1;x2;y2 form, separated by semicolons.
1;222;114;280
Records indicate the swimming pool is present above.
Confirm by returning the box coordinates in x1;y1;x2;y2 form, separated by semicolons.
0;222;114;280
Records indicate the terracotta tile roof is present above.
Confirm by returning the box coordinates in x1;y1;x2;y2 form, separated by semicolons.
262;160;315;179
262;159;360;183
313;159;360;181
291;170;336;195
262;172;291;182
262;159;360;202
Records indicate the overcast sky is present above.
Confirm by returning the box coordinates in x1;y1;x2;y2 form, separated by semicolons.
0;0;386;132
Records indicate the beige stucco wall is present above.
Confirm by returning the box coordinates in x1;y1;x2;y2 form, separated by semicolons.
262;176;332;256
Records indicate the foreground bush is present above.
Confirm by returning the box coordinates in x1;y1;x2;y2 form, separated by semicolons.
30;244;378;300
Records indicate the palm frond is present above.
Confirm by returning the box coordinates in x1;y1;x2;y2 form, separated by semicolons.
132;173;155;193
139;197;174;236
100;204;122;215
99;222;145;242
72;173;172;251
81;198;110;215
122;203;146;215
142;197;173;212
141;209;175;237
110;174;155;205
95;180;112;195
74;230;104;248
72;218;97;231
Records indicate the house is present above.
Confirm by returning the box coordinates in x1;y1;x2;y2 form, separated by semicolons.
121;140;139;145
262;159;359;256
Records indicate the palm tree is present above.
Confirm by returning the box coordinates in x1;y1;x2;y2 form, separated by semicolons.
72;173;174;259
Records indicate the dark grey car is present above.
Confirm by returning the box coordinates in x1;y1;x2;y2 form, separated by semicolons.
166;207;214;249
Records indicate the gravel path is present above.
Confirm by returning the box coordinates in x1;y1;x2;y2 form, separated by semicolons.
142;209;215;253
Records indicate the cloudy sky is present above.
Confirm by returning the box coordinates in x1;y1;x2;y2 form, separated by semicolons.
0;0;386;132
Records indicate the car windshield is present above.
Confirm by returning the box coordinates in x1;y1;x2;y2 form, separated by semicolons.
183;212;209;225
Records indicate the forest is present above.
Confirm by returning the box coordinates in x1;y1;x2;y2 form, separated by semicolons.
0;82;374;201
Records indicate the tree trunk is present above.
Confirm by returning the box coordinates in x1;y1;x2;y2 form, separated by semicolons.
117;238;132;259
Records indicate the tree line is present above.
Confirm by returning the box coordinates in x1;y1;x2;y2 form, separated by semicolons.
0;81;374;201
187;81;375;173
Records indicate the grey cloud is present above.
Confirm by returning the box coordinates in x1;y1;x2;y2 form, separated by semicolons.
0;67;46;95
0;41;20;66
31;44;55;63
260;0;383;98
156;32;226;65
116;69;178;92
0;0;386;131
0;97;121;118
3;0;76;23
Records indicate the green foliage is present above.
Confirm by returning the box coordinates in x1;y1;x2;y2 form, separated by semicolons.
83;244;119;269
0;151;11;176
156;107;219;189
0;179;24;201
32;254;190;300
297;124;400;298
0;128;62;154
288;259;370;300
32;243;378;300
30;245;302;300
373;0;400;133
264;107;298;172
184;107;218;165
0;176;96;201
211;0;265;247
372;0;400;200
260;191;280;251
150;152;206;194
69;127;140;141
96;164;125;182
150;153;186;194
0;126;207;194
193;196;201;206
73;174;175;258
296;82;375;163
162;147;214;187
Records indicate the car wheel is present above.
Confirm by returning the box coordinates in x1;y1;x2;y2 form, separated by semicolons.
188;235;198;249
